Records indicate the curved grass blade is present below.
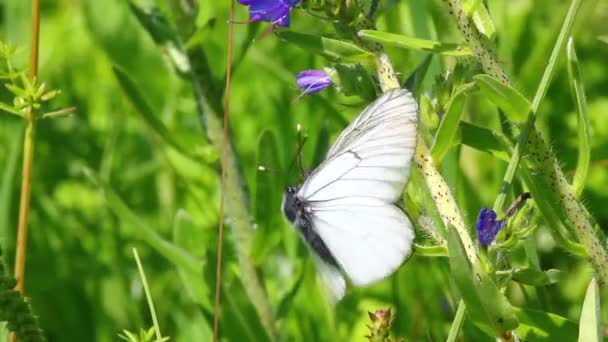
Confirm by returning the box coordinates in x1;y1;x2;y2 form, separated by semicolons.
112;66;199;162
566;38;590;198
251;130;283;265
277;31;372;62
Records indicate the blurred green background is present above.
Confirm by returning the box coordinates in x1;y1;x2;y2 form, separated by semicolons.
0;0;607;341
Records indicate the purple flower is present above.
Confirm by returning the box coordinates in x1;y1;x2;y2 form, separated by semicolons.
476;207;505;247
296;70;333;95
237;0;302;27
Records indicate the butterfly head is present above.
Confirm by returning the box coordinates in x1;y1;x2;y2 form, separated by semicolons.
281;185;301;224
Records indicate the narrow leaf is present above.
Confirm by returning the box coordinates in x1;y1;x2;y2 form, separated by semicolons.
474;74;531;121
404;54;433;96
566;38;590;198
431;82;475;163
276;31;372;62
251;130;284;265
470;4;496;40
447;226;519;336
458;121;511;162
333;63;376;101
508;268;563;286
515;308;578;341
112;66;197;161
0;102;23;117
578;278;601;342
357;30;472;56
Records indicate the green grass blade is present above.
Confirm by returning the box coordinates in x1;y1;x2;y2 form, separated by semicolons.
251;130;283;265
132;248;164;342
578;278;601;341
446;300;466;342
431;82;475;163
357;30;472;56
566;37;591;198
112;66;197;162
276;31;372;62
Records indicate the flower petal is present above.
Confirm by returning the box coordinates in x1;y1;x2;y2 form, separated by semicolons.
476;207;505;247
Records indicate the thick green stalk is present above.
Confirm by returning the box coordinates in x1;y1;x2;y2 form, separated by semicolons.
444;0;608;285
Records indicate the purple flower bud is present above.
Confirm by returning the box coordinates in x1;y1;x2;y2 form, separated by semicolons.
476;207;506;247
296;70;333;95
237;0;302;27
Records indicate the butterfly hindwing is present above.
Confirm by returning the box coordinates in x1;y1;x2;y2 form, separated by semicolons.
309;196;414;286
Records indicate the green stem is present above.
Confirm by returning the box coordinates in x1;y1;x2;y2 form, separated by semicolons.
13;119;35;293
446;300;466;342
132;248;163;342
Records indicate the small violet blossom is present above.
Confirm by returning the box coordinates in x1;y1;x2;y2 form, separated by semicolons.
476;207;506;247
237;0;302;27
296;70;333;95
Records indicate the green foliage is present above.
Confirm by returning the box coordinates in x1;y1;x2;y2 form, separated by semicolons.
0;249;45;341
0;0;607;341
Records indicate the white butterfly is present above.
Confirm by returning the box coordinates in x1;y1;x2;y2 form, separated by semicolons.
281;88;418;300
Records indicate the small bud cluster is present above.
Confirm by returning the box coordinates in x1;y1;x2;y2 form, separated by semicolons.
0;250;46;342
366;309;404;342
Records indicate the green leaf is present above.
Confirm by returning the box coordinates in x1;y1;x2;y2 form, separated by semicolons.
578;278;601;341
0;101;23;117
598;36;608;44
458;121;511;162
112;66;198;162
446;300;466;342
431;82;475;163
276;31;372;62
515;308;578;341
447;226;519;336
566;38;590;198
251;130;283;265
357;30;472;56
333;63;376;100
507;268;563;286
128;2;177;45
470;3;496;40
474;74;531;121
404;54;433;96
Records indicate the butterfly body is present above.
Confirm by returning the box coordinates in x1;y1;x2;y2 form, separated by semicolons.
281;89;418;300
